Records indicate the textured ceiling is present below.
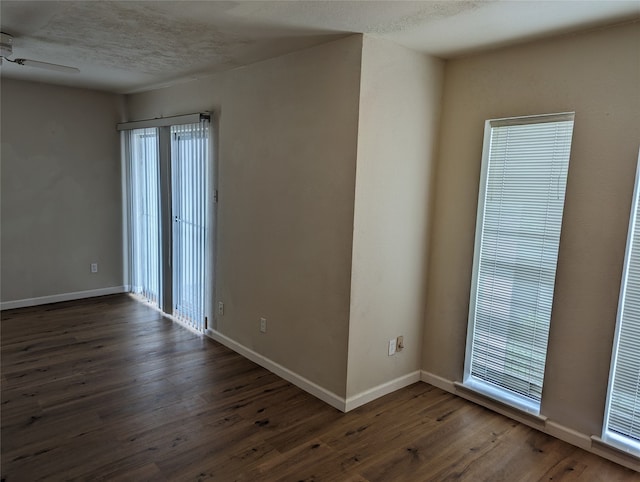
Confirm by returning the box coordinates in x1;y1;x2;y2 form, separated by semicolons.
1;1;638;94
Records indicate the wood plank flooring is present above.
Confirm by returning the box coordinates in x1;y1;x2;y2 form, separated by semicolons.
1;294;638;481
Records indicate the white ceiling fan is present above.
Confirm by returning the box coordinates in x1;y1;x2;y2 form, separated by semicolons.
0;32;79;73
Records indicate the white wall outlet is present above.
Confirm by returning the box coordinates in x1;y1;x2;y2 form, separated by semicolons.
260;317;267;333
388;338;397;356
217;301;224;316
397;336;404;351
90;263;98;273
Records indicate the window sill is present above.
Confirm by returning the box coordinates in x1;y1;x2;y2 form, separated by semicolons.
454;381;547;427
591;435;640;462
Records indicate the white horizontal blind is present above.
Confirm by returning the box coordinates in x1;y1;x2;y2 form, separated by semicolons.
604;154;640;455
465;113;574;410
127;128;162;306
171;121;209;331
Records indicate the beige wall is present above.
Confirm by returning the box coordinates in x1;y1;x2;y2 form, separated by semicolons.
1;79;125;303
423;22;640;436
127;35;363;397
346;37;443;399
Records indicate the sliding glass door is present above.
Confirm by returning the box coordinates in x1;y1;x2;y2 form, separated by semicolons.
171;123;209;330
124;117;212;332
127;128;162;306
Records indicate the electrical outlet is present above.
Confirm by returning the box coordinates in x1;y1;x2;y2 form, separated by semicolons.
260;317;267;333
388;338;397;356
90;263;98;273
397;336;404;351
217;302;224;315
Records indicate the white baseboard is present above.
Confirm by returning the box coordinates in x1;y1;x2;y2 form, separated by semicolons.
1;286;128;311
205;328;347;412
546;420;591;450
345;371;421;412
420;370;456;392
420;370;639;472
207;329;425;414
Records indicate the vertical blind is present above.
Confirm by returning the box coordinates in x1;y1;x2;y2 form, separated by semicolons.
171;121;209;331
604;154;640;454
127;128;162;306
465;113;574;410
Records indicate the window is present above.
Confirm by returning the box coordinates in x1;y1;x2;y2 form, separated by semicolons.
464;112;575;413
602;151;640;456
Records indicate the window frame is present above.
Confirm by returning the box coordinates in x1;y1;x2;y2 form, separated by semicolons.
463;112;575;414
602;149;640;457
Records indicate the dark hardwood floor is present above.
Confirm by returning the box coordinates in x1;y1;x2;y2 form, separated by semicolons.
1;294;637;481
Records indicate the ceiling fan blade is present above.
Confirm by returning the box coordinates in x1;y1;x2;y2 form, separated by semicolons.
14;58;79;73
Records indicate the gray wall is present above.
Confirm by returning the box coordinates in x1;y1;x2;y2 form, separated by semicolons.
1;79;125;304
423;22;640;437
